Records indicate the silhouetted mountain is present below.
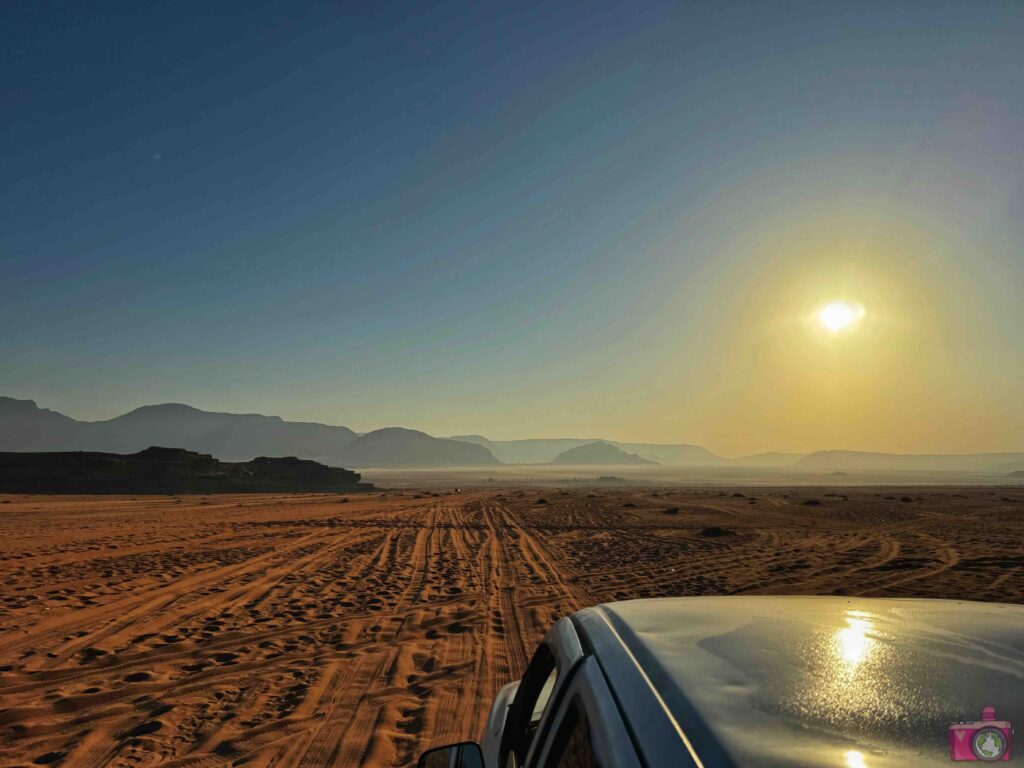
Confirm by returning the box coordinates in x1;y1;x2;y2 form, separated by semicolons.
448;435;724;465
0;398;500;468
0;446;371;494
1007;470;1024;478
340;428;499;467
550;441;658;466
731;452;805;467
88;403;361;461
0;398;80;451
797;450;1024;473
608;442;723;465
448;436;599;463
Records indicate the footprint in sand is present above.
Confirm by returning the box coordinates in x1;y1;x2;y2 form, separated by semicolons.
125;719;162;738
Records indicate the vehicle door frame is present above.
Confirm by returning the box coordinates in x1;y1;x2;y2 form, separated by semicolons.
499;616;584;767
529;655;642;768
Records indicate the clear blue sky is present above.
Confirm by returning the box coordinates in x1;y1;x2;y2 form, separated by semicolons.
3;1;1022;454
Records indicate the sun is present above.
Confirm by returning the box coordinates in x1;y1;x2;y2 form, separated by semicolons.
818;301;864;333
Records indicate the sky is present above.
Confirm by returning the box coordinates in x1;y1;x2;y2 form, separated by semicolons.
2;1;1022;456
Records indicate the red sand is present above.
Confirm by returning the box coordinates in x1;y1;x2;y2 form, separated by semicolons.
0;487;1021;766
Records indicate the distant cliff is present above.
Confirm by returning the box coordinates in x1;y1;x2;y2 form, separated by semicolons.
550;441;658;466
0;447;373;494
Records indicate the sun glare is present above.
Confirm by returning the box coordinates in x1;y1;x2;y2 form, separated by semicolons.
836;617;873;666
818;301;864;333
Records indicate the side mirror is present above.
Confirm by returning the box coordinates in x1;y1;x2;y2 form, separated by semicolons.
417;741;484;768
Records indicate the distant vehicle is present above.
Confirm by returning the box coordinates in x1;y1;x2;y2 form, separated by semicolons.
418;596;1022;767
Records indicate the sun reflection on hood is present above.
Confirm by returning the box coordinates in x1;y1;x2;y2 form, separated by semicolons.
837;613;875;668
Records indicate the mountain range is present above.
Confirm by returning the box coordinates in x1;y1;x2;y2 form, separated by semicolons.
3;397;1023;473
447;435;724;465
0;398;496;468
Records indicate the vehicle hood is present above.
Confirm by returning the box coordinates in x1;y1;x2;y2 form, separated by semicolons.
601;596;1023;768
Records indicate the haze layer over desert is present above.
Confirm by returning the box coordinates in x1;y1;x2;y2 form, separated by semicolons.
1;487;1021;767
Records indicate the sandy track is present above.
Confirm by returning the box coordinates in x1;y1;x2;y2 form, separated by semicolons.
0;487;1021;767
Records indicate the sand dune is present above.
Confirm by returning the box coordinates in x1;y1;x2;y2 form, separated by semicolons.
0;487;1021;766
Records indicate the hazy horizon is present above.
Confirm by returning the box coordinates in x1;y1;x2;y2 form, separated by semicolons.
3;2;1022;456
5;394;1024;461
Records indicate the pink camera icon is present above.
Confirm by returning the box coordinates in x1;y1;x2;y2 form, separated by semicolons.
950;706;1012;761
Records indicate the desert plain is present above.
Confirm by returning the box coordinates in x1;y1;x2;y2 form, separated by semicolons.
0;486;1022;767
